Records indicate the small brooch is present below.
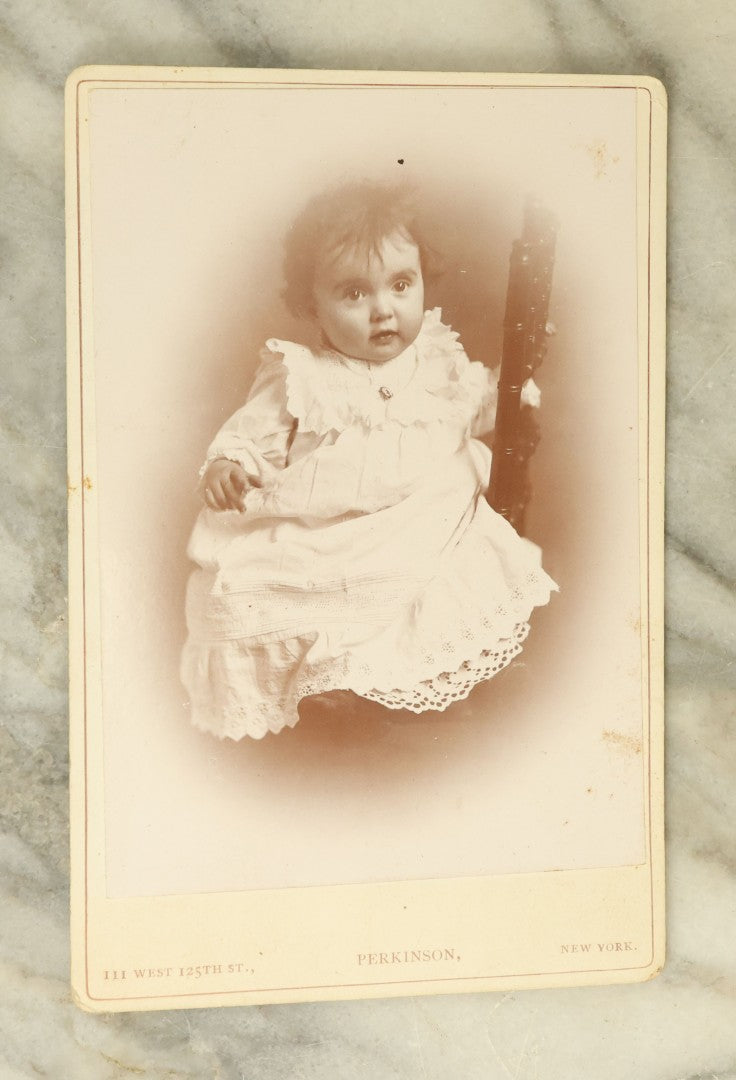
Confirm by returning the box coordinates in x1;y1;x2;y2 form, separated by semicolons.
379;386;393;400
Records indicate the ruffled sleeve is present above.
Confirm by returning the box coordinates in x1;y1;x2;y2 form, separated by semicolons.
200;351;296;484
266;337;375;434
416;309;499;436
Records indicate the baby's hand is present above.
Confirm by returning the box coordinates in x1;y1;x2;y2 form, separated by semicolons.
202;458;259;511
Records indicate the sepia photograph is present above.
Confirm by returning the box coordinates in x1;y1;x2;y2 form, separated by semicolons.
67;68;665;1008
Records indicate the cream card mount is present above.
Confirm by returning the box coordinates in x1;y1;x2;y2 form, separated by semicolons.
66;67;666;1012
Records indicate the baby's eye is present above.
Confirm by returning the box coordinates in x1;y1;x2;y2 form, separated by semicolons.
343;286;365;301
393;279;411;293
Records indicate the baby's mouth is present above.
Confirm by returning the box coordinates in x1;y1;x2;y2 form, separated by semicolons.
371;330;398;343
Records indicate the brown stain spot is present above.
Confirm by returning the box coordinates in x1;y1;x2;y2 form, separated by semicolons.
602;730;642;755
586;787;593;794
586;141;619;179
69;475;93;494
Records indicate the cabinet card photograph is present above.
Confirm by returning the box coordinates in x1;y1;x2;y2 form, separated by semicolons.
66;67;666;1012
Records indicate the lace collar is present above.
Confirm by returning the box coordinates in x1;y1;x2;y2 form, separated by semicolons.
264;308;487;434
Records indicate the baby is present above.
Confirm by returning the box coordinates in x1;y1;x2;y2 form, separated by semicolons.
181;181;557;739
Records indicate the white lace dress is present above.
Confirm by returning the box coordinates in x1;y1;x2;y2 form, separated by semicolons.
181;309;558;739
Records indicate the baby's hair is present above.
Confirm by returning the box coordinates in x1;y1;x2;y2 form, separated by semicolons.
282;180;440;318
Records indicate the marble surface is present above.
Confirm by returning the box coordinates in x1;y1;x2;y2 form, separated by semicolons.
1;1;735;1077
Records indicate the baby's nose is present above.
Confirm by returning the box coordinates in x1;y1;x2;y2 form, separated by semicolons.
371;291;394;320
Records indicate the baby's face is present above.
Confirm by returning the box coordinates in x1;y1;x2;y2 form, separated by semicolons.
312;231;424;363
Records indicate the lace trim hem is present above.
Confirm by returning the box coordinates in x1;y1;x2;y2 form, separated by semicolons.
186;623;529;740
358;623;529;712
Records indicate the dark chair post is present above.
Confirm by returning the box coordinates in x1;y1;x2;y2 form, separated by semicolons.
487;199;558;536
